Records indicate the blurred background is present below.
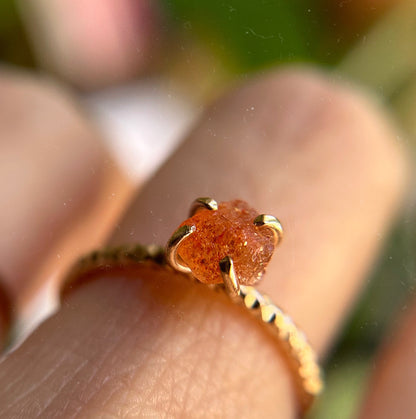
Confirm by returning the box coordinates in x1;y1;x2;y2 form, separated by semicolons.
0;1;415;417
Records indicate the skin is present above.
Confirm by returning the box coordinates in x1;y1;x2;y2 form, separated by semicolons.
0;68;133;310
359;298;416;419
20;0;161;89
0;67;410;418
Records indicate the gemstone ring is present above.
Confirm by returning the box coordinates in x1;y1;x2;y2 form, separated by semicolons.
166;198;323;412
63;197;323;414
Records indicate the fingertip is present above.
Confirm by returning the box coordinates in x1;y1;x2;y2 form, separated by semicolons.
19;0;164;89
110;66;410;357
0;67;133;303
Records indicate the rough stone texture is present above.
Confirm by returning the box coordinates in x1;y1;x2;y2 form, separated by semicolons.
177;200;275;285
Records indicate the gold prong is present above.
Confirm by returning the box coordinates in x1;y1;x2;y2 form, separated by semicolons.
189;197;218;216
166;225;195;273
219;256;240;297
253;214;283;245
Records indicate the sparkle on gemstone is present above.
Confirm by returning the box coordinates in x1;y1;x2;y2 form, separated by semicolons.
176;199;275;285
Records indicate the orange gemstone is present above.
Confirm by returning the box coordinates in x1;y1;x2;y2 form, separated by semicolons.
177;200;275;285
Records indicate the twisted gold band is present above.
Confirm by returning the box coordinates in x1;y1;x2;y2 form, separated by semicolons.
233;284;323;411
62;243;323;413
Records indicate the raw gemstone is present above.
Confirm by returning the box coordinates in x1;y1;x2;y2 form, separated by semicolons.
177;200;275;285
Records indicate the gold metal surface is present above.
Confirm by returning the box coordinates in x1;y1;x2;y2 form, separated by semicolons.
237;284;323;411
166;224;195;273
189;197;218;216
253;214;284;245
219;256;240;297
65;198;322;414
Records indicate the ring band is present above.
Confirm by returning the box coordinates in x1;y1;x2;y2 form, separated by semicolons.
63;198;323;413
224;284;323;411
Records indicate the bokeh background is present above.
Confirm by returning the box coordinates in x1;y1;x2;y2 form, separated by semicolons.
1;1;415;418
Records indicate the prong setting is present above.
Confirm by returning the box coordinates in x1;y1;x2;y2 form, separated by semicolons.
189;197;218;216
67;197;321;410
253;214;283;245
166;224;195;273
219;256;240;297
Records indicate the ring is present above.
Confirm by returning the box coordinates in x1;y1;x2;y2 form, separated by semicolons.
63;198;323;413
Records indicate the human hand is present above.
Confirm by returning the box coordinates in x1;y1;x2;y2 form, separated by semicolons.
0;66;411;418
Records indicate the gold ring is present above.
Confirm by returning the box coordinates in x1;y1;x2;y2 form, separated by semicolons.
63;197;323;413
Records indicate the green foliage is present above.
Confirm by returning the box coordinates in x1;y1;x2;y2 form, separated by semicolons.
163;0;334;73
0;0;33;66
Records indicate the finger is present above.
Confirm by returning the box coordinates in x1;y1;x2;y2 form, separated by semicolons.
358;297;416;418
0;68;407;418
18;0;163;89
0;67;132;318
111;68;408;354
